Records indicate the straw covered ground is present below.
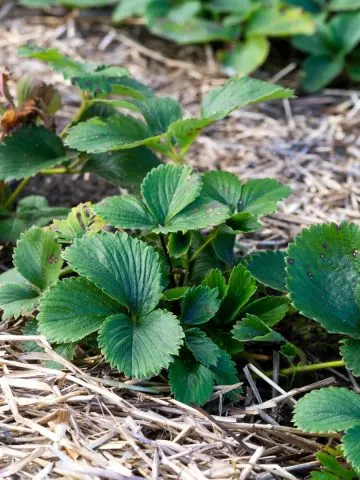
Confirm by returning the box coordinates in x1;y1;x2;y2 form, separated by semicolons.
0;4;360;479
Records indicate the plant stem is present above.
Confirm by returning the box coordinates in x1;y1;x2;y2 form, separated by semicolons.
266;359;345;377
3;178;31;209
40;167;69;175
159;233;176;288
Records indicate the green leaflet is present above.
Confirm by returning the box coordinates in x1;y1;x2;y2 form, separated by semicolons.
98;310;184;378
169;357;215;405
203;269;227;300
202;170;242;210
343;425;360;471
132;96;183;136
38;277;120;343
180;286;220;325
0;126;67;181
232;314;284;342
167;231;192;258
0;283;39;321
240;296;288;327
294;387;360;432
287;223;360;338
63;232;163;317
246;250;287;292
301;54;345;93
239;179;291;216
340;339;360;376
220;37;270;76
185;328;221;367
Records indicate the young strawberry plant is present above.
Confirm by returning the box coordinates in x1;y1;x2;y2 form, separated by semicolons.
0;163;292;405
284;222;360;471
0;45;293;243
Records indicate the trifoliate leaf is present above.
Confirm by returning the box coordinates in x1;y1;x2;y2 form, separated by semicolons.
63;232;163;316
65;114;153;154
14;228;62;291
239;179;291;216
85;148;162;189
0;283;39;320
169;358;214;405
181;285;220;325
201;76;294;120
219;264;257;323
340;339;360;376
343;425;360;471
0;126;67;181
202;170;242;210
38;277;119;343
287;223;360;337
141;164;202;225
203;269;227;300
51;202;105;243
246;250;287;292
185;328;221;367
95;195;155;229
99;310;183;378
133;96;183;136
232;314;284;342
168;231;192;258
240;296;289;327
294;388;360;432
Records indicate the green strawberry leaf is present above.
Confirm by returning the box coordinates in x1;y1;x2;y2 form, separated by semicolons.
141;164;202;225
226;212;260;233
246;250;287;292
85;148;162;189
201;77;294;120
180;285;220;325
112;0;148;22
14;228;62;291
220;37;270;76
169;357;214;405
95;195;155;230
63;232;163;316
340;339;360;376
287;223;360;337
38;277;120;343
71;75;151;98
208;350;241;390
0;126;67;181
212;230;235;266
343;425;360;471
294;387;360;432
98;309;184;378
168;231;192;258
232;314;285;342
219;264;257;323
202;170;242;210
185;327;221;367
132;96;183;136
239;179;291;216
167;117;213;150
240;296;289;327
316;451;358;480
328;12;360;54
203;268;227;300
0;283;39;321
301;54;345;93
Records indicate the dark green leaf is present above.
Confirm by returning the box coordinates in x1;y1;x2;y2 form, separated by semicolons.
185;327;221;367
246;250;287;292
340;339;360;376
328;12;360;53
133;96;183;136
202;170;241;210
212;231;235;266
202;269;227;299
241;296;288;327
168;231;191;258
181;285;220;325
95;195;155;230
239;179;291;216
232;314;284;342
301;55;345;93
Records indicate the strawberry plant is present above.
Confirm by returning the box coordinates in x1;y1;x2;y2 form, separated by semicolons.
0;45;293;243
0;163;292;405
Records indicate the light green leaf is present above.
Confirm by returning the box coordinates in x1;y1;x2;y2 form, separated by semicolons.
141;164;202;226
239;179;291;216
95;195;155;230
38;277;119;343
219;264;257;323
301;55;345;93
287;223;360;337
329;0;360;10
63;232;163;316
294;387;360;432
181;286;220;325
169;358;214;405
162;286;188;301
168;231;192;258
65;114;153;154
241;297;289;327
246;250;287;292
246;6;314;37
341;339;360;376
0;126;67;181
98;310;184;378
0;268;27;285
203;269;227;299
315;451;359;479
167;117;213;149
185;328;221;367
202;170;242;210
220;37;270;76
133;96;183;136
0;283;39;320
343;425;360;471
201;77;294;120
112;0;149;22
85;148;162;188
14;228;62;291
232;314;284;342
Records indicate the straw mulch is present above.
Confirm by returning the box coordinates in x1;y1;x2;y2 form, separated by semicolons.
0;5;359;478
